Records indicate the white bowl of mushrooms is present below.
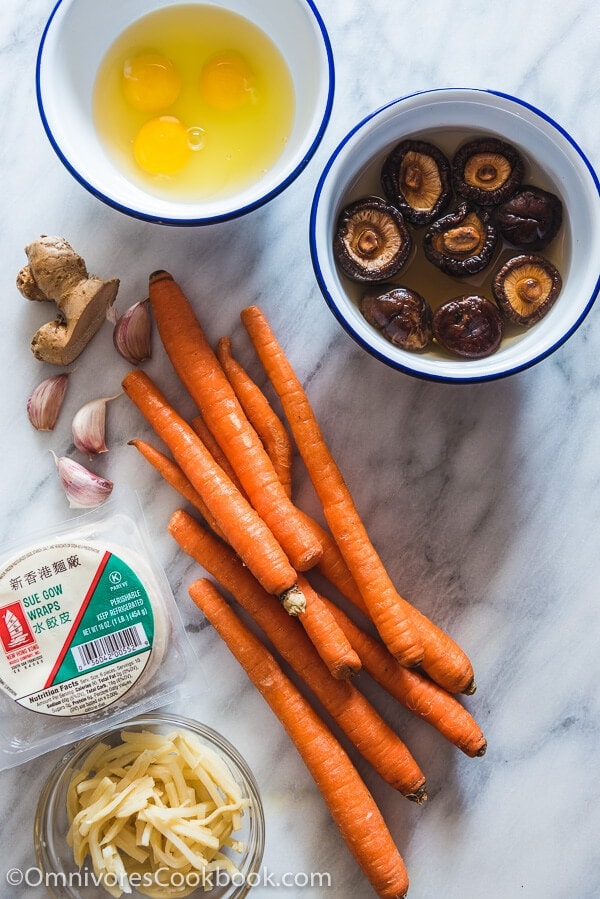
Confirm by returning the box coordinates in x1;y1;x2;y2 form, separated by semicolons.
310;88;600;383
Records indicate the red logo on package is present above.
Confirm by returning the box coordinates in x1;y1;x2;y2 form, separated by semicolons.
0;602;35;654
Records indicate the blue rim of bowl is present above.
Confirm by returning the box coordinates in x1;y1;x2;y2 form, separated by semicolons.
309;87;600;384
36;0;335;227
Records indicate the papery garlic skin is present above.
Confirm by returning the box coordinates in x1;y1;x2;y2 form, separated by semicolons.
51;452;114;508
72;394;120;458
112;298;152;365
27;373;70;430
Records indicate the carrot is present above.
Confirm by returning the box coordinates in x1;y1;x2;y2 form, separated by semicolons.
169;509;426;799
147;270;321;572
193;402;367;644
241;305;423;669
189;577;411;899
130;445;357;678
131;428;355;677
190;414;243;492
297;510;370;613
122;369;298;599
299;510;475;695
216;335;294;496
128;438;226;539
293;573;361;679
320;593;487;757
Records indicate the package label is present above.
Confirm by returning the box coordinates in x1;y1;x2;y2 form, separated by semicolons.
0;540;155;716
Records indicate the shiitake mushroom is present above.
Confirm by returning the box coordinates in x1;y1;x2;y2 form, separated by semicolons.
492;254;562;326
432;295;504;358
334;197;412;281
360;285;433;350
453;137;524;206
496;185;563;250
381;139;452;225
423;203;499;276
332;130;565;359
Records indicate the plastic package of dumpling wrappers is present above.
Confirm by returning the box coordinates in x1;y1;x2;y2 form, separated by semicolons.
0;493;197;769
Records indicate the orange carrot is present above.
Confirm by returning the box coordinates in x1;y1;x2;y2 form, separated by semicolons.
293;573;361;679
241;305;423;669
189;577;411;899
215;348;473;694
297;510;370;613
299;510;475;695
169;509;426;799
148;270;321;572
193;404;368;642
321;593;486;757
131;430;354;678
129;445;350;683
128;438;226;538
122;369;298;599
190;414;243;491
216;335;294;496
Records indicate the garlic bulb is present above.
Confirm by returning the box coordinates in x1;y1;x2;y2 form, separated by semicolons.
111;298;152;365
27;373;70;430
72;394;120;458
51;452;114;508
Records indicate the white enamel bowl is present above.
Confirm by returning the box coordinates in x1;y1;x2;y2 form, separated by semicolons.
310;88;600;383
37;0;334;225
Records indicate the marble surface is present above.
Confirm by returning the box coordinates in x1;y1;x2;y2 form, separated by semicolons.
1;0;600;897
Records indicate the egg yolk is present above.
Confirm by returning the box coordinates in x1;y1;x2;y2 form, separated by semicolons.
122;53;181;112
133;116;191;175
199;52;256;110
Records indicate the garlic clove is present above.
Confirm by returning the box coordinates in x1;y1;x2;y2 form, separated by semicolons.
72;394;120;458
27;373;70;430
112;298;152;365
51;451;114;508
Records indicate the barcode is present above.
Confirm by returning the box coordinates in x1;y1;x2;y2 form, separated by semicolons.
71;624;149;671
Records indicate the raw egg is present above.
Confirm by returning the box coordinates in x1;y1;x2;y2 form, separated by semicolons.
133;116;191;175
199;52;256;111
122;53;181;112
93;4;295;201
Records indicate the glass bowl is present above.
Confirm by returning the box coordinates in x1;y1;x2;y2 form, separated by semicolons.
34;713;265;899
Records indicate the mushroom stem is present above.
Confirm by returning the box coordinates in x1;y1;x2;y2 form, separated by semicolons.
517;277;543;304
357;228;379;257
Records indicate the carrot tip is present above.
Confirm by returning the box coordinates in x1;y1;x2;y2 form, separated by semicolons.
462;679;477;696
475;741;487;757
149;269;173;284
407;785;428;805
280;584;306;616
330;662;361;680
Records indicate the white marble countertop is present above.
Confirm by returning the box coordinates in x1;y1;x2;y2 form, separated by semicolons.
1;1;600;897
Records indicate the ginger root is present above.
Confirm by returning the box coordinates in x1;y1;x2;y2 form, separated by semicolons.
17;236;119;365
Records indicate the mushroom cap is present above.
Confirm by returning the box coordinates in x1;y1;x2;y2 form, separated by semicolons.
333;196;412;282
381;139;452;225
492;253;562;326
433;295;504;358
452;137;524;206
360;285;433;350
496;185;563;250
423;203;499;276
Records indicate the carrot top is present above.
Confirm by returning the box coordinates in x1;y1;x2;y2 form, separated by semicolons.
148;271;322;573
